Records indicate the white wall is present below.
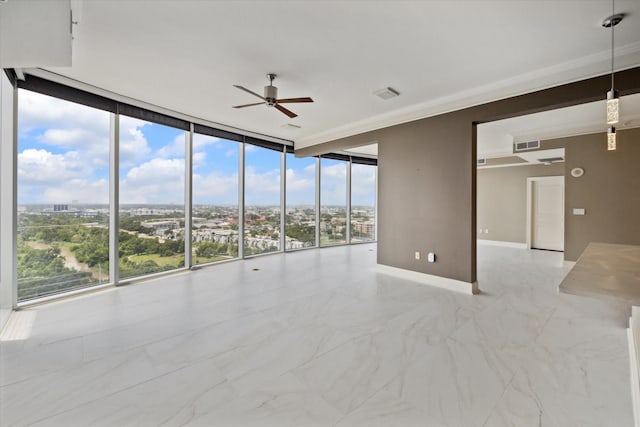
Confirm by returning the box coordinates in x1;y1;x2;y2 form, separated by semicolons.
0;71;16;329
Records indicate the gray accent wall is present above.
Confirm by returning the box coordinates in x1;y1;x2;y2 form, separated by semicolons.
563;127;640;261
477;163;565;244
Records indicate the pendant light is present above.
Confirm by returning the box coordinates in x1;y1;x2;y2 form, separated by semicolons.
602;1;624;150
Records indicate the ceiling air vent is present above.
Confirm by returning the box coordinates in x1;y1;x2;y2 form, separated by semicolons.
477;158;487;165
281;123;301;130
538;157;564;164
514;140;540;152
373;87;400;100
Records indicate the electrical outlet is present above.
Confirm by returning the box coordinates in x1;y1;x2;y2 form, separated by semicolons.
415;251;420;260
485;229;489;234
427;252;436;263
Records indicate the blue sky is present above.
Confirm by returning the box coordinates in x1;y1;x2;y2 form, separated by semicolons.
17;89;375;206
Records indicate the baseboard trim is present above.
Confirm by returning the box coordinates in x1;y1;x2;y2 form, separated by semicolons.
477;239;527;249
376;264;478;295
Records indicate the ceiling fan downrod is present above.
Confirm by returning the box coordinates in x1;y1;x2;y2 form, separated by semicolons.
265;73;278;106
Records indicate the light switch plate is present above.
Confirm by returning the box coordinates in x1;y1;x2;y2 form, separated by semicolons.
573;208;585;216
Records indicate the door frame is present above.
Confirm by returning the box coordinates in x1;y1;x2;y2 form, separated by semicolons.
525;175;564;250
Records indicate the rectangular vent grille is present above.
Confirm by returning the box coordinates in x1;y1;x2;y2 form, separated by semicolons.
538;157;564;163
514;140;540;152
477;158;487;165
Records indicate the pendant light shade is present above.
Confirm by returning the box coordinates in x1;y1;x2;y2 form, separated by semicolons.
607;127;616;151
607;90;619;125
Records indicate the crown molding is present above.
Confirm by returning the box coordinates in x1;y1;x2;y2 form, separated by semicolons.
296;41;640;149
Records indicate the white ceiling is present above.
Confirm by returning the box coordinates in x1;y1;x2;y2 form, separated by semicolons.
15;1;640;150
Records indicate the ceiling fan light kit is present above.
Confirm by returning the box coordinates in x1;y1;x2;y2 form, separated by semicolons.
232;73;313;118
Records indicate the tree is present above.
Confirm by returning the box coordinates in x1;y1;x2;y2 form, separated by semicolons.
196;241;219;258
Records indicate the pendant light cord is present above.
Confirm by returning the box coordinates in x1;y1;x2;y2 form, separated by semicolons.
611;0;615;91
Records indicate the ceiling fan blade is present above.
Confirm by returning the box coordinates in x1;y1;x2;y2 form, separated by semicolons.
275;104;298;118
233;102;266;108
276;97;314;104
233;85;265;100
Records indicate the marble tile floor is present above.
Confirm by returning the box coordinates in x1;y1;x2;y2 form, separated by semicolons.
0;244;634;426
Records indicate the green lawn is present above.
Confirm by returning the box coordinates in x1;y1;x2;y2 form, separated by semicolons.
129;253;183;267
129;253;231;266
194;255;232;264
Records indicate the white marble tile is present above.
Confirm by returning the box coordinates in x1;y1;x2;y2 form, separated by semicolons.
385;337;515;427
0;243;635;426
291;331;408;415
30;357;235;427
0;335;84;387
486;347;633;427
334;387;447;427
182;373;344;427
1;346;191;425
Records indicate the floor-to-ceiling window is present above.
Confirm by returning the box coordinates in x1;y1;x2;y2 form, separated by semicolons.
244;145;282;255
350;163;376;243
192;135;240;264
285;153;317;249
320;157;347;246
118;118;186;279
16;90;110;300
9;77;377;304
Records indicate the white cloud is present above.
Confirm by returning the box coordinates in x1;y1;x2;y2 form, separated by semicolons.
156;134;186;159
19;90;112;169
245;166;280;205
193;151;207;169
193;134;221;151
193;171;238;205
321;163;347;179
351;164;376;206
40;179;109;204
18;90;109;134
18;149;108;204
320;163;347;206
119;116;153;168
39;128;94;147
18;149;92;183
286;168;314;192
285;167;315;205
120;158;186;204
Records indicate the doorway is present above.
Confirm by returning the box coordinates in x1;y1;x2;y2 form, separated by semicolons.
527;176;564;251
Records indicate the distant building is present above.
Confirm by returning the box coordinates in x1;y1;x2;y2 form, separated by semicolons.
352;221;375;235
141;220;180;236
193;228;238;244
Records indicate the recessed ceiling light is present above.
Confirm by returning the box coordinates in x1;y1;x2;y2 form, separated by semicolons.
373;87;399;100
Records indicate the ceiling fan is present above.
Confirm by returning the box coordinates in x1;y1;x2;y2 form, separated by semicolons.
232;73;313;118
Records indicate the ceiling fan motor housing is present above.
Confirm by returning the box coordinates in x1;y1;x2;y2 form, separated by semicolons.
264;85;278;106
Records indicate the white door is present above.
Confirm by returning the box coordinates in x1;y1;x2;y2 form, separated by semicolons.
531;177;564;251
